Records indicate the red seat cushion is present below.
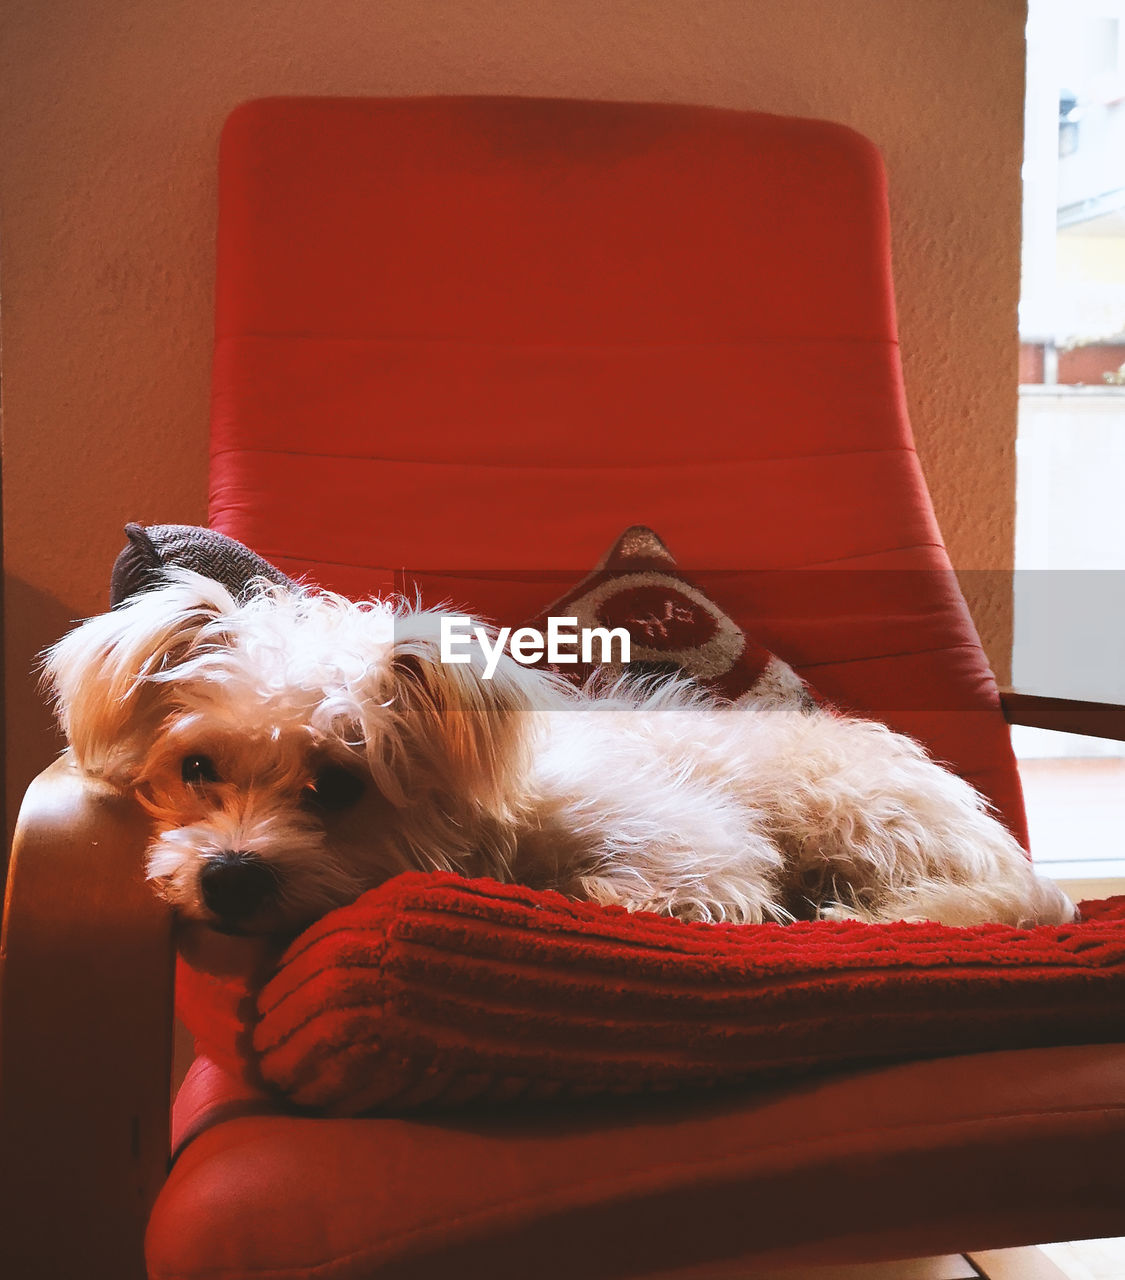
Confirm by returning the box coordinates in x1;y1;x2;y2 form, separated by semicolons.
150;1042;1125;1279
208;96;1028;845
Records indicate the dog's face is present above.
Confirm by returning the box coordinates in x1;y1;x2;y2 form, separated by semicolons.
45;572;537;937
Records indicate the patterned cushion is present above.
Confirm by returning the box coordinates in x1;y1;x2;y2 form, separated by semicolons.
528;525;821;707
109;522;295;607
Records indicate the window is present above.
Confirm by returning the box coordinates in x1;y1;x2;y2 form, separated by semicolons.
1015;0;1125;885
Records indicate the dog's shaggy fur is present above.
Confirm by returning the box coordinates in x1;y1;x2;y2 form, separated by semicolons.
45;571;1075;936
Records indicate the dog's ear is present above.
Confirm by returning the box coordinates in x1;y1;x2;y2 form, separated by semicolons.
43;570;237;782
379;610;541;815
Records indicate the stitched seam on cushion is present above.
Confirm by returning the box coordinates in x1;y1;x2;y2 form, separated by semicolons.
218;332;904;349
258;552;400;575
231;546;951;577
800;641;989;669
269;556;603;580
208;443;917;468
239;555;624;581
220;550;952;576
797;544;947;567
152;1100;1125;1280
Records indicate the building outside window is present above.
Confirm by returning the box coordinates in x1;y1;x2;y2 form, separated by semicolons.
1015;0;1125;889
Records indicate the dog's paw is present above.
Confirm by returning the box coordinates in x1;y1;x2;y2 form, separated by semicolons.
815;904;867;924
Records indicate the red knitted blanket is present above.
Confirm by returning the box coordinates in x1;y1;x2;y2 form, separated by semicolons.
176;873;1125;1116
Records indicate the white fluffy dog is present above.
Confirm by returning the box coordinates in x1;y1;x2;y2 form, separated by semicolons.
45;570;1075;937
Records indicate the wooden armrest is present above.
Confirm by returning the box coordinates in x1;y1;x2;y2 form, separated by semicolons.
999;689;1125;742
0;753;174;1280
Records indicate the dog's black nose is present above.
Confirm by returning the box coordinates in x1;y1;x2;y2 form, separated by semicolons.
200;852;276;924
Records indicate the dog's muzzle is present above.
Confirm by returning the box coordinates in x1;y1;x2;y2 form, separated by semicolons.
200;852;277;929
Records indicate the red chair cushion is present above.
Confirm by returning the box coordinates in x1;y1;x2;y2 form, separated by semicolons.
208;96;1028;846
175;873;1125;1117
151;1042;1125;1280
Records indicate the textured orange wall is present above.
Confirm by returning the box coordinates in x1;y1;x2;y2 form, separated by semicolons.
0;0;1028;832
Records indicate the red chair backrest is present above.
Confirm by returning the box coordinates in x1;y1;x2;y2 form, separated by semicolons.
210;96;1027;843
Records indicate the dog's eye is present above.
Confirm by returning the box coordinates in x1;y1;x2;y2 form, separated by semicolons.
305;765;365;811
181;754;220;785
